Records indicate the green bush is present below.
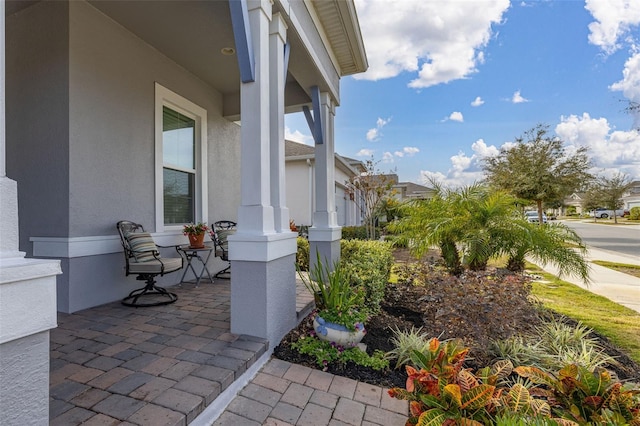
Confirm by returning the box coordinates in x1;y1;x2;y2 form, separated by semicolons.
630;206;640;220
341;226;369;240
296;237;309;271
339;239;393;316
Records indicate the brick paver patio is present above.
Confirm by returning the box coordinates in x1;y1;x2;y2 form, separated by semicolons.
48;277;407;425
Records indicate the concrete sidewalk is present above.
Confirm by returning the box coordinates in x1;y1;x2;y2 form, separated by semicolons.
536;245;640;314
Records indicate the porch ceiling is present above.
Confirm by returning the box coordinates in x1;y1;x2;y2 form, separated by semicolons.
7;0;366;119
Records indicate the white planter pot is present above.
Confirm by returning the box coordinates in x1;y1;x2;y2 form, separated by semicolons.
313;315;366;347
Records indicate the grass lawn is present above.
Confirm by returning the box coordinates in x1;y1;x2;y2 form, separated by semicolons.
592;260;640;279
528;263;640;363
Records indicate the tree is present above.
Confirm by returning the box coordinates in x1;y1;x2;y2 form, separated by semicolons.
345;158;396;240
483;125;593;224
584;172;633;223
389;183;590;283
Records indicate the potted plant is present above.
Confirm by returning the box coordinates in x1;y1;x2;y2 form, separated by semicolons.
298;253;368;346
183;222;209;248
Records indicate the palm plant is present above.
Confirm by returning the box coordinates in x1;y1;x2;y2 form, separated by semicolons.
389;183;591;282
503;220;590;284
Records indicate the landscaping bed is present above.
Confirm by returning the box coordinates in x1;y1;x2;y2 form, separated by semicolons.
274;249;640;388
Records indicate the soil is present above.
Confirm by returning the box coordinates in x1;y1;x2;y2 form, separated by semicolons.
274;248;640;389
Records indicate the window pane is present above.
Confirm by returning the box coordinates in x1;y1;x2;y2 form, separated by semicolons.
163;168;194;225
163;106;195;169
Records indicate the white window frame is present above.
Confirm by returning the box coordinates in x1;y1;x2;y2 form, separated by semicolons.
155;83;208;233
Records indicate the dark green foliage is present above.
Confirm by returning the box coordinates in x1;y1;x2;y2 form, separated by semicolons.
296;236;309;271
340;239;393;316
341;225;379;240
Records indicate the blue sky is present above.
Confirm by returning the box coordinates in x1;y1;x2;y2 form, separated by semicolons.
285;0;640;187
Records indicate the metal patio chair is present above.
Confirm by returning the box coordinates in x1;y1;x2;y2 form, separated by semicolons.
209;220;236;279
116;220;182;307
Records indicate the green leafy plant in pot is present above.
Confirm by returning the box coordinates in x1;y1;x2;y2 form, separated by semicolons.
298;252;367;346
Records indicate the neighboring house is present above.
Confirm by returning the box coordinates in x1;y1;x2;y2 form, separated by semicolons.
0;0;367;422
623;180;640;210
285;140;364;228
563;192;586;215
383;173;435;201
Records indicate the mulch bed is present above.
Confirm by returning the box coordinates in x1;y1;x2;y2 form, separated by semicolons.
274;248;640;388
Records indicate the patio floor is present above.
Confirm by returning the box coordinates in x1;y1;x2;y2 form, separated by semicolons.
49;278;314;425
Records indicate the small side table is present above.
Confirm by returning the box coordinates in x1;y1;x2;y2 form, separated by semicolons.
177;244;214;287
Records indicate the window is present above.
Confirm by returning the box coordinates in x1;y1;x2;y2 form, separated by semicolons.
155;84;207;232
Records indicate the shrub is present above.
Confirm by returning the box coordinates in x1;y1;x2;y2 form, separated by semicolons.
514;364;640;424
291;333;388;371
630;206;640;220
341;225;369;240
385;326;433;369
492;319;616;372
296;236;309;271
339;239;393;316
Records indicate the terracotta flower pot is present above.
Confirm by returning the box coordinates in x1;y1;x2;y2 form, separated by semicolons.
188;232;205;249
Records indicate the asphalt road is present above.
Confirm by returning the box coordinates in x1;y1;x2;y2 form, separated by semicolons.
561;220;640;259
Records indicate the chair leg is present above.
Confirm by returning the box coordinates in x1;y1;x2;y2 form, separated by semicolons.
122;275;178;307
214;262;231;279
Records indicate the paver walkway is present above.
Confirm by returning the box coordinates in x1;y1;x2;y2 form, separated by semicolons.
210;358;408;426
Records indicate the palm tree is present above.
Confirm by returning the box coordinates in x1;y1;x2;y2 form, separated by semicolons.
389;183;591;283
503;220;590;284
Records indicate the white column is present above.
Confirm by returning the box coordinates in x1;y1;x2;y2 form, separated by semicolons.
269;13;289;233
236;0;274;235
230;0;297;345
308;92;341;268
0;2;62;424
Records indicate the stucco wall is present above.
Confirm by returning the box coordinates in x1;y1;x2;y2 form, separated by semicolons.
6;1;71;254
285;159;313;226
7;0;242;312
68;1;241;236
0;331;50;426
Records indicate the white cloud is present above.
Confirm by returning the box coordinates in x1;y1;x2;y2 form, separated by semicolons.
382;151;395;163
449;111;464;122
418;138;499;187
356;148;375;157
471;96;485;107
555;113;640;177
610;52;640;102
403;147;420;156
394;151;404;158
353;0;510;88
585;0;640;54
418;113;640;189
511;90;529;103
366;128;379;141
285;127;313;145
366;116;392;141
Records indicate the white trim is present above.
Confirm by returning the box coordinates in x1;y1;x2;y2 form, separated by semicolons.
155;83;208;233
30;232;192;258
0;258;61;344
228;232;297;262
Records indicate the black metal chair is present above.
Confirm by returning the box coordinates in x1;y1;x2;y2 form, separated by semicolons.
116;220;182;307
209;220;236;279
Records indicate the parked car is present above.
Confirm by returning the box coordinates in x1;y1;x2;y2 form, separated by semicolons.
525;211;547;223
589;208;625;219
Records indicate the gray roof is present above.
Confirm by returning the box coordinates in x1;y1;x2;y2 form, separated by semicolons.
285;140;315;157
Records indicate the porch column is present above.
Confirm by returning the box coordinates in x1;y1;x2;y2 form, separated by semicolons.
229;0;297;345
269;13;289;233
0;1;62;424
309;92;341;270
